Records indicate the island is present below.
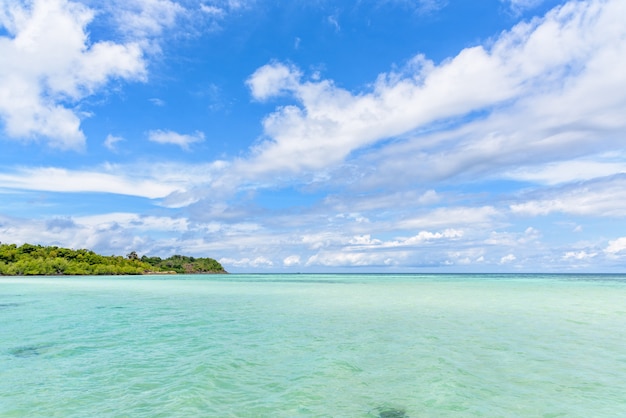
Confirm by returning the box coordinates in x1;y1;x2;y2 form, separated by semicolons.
0;243;226;276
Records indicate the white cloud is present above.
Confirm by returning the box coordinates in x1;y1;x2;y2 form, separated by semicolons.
306;252;395;267
149;98;165;106
604;237;626;257
369;0;448;14
246;62;302;101
220;256;274;268
349;234;382;246
505;157;626;185
147;129;205;150
327;15;340;32
110;0;184;40
200;5;225;17
235;0;626;187
503;0;545;13
399;206;500;229
347;229;463;249
0;167;178;198
104;134;124;151
283;255;301;266
563;250;597;260
510;174;626;217
0;0;147;149
500;254;517;264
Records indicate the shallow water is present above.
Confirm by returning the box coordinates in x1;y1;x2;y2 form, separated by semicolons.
1;274;625;417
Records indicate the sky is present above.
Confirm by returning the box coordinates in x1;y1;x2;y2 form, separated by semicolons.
1;0;626;273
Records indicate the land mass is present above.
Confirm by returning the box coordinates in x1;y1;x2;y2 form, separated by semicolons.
0;243;227;276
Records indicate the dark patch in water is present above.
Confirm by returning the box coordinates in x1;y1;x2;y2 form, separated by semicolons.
9;345;50;358
374;407;408;418
0;303;20;309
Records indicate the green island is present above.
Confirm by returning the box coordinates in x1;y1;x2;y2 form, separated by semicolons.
0;243;226;276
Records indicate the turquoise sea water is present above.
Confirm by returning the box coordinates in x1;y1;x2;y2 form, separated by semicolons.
1;274;626;417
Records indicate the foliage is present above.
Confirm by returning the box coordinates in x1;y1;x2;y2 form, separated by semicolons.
0;243;226;276
140;254;226;274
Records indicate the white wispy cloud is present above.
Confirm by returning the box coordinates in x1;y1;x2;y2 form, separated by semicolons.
234;0;626;189
504;156;626;185
104;134;125;151
0;167;178;198
502;0;545;13
306;252;396;268
107;0;184;40
220;256;274;268
510;174;626;217
147;129;205;150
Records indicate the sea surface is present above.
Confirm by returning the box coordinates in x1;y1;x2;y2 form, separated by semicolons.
1;274;626;417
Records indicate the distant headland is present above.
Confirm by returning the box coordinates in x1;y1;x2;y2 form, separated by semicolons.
0;243;227;276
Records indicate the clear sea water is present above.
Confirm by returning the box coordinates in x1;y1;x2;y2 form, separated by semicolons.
1;274;626;417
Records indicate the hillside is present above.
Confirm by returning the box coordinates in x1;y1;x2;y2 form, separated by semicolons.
0;243;226;276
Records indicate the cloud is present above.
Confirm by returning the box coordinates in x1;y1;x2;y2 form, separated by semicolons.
502;0;545;13
346;229;463;249
510;174;626;217
563;250;597;260
147;129;205;150
306;252;395;267
399;207;500;229
0;166;178;198
104;134;124;151
200;5;225;17
235;0;626;188
149;97;165;106
0;0;147;149
604;237;626;258
283;255;301;266
247;62;302;101
220;256;274;268
327;15;340;32
500;254;517;264
108;0;184;40
389;0;448;14
504;156;626;185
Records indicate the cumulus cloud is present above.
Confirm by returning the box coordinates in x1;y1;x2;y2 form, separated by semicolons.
247;62;302;101
347;229;463;249
236;0;626;187
283;255;301;266
604;237;626;258
0;0;147;149
147;129;205;150
500;254;517;264
563;250;597;260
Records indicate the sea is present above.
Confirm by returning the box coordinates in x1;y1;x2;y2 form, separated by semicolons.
1;273;625;417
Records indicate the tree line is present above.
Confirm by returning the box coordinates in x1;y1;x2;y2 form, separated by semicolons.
0;243;226;276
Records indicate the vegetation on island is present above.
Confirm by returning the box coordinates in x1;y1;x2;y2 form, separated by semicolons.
0;243;226;276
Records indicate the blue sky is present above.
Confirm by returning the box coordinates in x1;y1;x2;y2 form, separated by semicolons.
1;0;626;272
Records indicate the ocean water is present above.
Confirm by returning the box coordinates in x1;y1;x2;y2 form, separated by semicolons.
1;274;625;417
